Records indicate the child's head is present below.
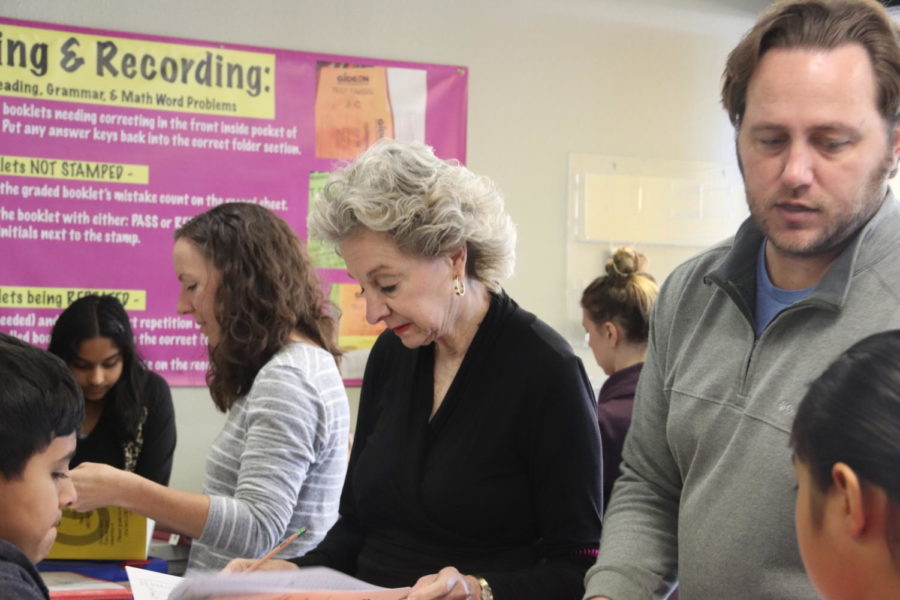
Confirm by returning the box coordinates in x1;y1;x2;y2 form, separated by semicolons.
791;329;900;600
580;247;658;375
48;295;138;402
49;295;147;439
0;334;83;563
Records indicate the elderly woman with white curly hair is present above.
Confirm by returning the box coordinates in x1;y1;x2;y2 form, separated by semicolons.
226;139;603;600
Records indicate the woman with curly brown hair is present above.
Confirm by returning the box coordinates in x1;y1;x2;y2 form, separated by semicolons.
69;203;349;572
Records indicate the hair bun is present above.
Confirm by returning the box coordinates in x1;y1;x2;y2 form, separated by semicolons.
605;247;645;280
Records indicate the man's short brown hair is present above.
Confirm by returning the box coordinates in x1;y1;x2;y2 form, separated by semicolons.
722;0;900;127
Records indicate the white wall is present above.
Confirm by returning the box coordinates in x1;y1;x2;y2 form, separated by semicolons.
3;0;765;492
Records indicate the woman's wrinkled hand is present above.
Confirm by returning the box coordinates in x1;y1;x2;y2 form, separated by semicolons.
406;566;481;600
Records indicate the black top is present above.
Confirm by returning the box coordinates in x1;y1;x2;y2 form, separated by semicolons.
72;371;176;485
0;539;48;600
293;293;603;599
596;363;642;514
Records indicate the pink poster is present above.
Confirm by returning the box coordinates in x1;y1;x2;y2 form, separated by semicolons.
0;18;467;385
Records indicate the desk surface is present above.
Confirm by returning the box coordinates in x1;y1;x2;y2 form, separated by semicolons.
42;570;132;599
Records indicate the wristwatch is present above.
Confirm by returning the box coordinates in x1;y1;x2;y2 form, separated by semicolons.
476;576;494;600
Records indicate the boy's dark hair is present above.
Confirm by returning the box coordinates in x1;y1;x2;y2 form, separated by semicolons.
0;333;84;479
49;294;147;441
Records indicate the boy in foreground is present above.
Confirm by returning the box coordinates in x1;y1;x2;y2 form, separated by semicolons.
0;334;83;599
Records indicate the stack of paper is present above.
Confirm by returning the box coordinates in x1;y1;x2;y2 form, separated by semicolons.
126;565;410;600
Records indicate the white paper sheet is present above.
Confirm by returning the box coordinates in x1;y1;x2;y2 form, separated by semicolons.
168;566;409;599
126;565;185;600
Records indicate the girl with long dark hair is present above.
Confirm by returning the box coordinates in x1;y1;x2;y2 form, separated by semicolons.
49;295;175;485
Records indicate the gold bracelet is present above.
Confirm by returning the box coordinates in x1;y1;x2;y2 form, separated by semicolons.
476;576;494;600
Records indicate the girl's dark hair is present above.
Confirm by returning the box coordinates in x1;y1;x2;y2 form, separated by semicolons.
48;295;147;442
791;329;900;504
175;202;340;411
580;247;659;344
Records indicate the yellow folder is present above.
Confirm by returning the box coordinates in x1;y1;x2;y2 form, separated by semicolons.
47;507;148;560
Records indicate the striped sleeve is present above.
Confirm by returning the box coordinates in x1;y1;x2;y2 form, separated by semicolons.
189;345;348;570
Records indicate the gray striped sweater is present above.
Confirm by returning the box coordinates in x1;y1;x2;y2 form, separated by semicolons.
188;343;349;571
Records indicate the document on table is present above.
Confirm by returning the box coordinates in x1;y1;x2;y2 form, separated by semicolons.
126;566;185;600
166;566;410;599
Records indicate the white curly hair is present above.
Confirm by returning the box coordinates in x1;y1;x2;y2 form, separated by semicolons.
309;139;516;292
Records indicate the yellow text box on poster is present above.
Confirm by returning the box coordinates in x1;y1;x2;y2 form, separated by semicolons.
0;155;148;184
0;286;146;310
0;23;274;118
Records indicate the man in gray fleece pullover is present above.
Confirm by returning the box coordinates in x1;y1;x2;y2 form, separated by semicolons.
585;1;900;599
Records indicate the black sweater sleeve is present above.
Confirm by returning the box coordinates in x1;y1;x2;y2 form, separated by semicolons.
478;352;602;600
291;300;604;600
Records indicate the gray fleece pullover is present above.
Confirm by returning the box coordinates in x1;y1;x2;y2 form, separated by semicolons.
584;194;900;600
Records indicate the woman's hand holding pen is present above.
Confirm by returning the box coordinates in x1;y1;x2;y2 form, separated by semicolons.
406;567;482;600
222;528;307;573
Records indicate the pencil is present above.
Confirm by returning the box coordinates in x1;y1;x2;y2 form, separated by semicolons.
245;527;307;572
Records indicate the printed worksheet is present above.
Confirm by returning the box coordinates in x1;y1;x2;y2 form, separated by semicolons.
168;566;409;599
126;566;184;600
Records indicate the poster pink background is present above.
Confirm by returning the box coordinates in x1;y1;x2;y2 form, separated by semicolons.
0;17;467;385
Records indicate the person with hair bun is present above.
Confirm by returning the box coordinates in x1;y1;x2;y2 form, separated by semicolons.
49;294;175;486
226;139;602;600
581;248;658;509
69;203;349;572
790;330;900;600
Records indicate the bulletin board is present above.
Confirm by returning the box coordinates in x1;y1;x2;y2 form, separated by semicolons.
0;17;468;385
565;153;747;343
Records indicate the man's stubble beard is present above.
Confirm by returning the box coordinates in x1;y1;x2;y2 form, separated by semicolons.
743;146;895;259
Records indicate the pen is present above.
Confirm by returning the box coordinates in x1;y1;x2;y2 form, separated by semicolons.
246;527;307;572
